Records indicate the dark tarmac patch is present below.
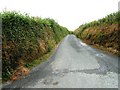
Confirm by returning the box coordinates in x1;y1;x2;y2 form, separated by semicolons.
53;81;59;85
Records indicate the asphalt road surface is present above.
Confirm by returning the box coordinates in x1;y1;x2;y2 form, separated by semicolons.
3;35;119;89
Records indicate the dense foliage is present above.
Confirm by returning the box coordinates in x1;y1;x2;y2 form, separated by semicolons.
2;11;69;81
75;11;120;36
75;11;120;55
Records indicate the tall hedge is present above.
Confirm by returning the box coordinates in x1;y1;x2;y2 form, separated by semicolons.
2;11;69;81
75;11;120;37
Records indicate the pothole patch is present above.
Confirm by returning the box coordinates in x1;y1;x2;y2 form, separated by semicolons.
53;81;59;85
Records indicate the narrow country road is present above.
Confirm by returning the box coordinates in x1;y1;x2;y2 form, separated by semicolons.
3;35;119;89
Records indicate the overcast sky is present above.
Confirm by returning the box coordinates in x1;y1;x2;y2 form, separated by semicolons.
0;0;119;31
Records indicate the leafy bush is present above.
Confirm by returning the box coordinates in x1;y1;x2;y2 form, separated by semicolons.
75;11;120;55
75;11;120;35
2;11;69;81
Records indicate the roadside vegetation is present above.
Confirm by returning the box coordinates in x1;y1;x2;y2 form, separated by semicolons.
2;11;69;82
75;11;120;56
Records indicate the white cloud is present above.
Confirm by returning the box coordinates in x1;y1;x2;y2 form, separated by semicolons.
0;0;119;30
